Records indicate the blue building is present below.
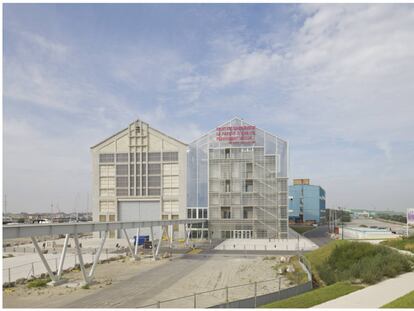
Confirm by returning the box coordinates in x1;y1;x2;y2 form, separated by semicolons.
289;179;326;224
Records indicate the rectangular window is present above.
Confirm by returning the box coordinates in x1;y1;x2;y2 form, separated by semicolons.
141;164;147;175
148;176;160;187
187;209;192;219
243;206;253;219
148;152;161;162
225;180;231;192
148;188;161;196
116;177;128;187
129;153;135;162
116;153;128;162
109;215;115;222
246;163;253;178
163;152;178;162
198;209;203;219
148;163;161;175
99;215;106;222
245;180;253;192
221;207;231;219
116;164;128;175
136;153;141;162
192;209;197;219
141;153;147;162
203;209;208;219
225;148;230;159
99;153;114;163
130;177;134;187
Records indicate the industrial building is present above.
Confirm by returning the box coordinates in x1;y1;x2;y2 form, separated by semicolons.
187;117;289;239
92;117;289;240
91;119;188;239
289;179;326;224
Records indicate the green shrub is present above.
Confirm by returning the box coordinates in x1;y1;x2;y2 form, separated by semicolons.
27;277;51;288
315;242;413;285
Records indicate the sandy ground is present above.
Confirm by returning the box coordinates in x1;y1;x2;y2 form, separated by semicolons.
3;254;299;308
147;255;293;308
3;256;167;308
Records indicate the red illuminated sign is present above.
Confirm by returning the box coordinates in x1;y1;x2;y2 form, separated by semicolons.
216;125;256;144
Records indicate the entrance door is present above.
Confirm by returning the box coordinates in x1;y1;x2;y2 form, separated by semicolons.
233;230;253;239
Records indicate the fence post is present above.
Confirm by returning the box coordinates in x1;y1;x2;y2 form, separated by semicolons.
8;268;11;283
194;293;197;308
254;282;257;307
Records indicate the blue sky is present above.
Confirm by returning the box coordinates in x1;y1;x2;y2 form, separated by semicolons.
4;4;414;213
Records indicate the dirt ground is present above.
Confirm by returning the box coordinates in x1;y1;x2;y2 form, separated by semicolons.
3;254;299;308
3;256;167;308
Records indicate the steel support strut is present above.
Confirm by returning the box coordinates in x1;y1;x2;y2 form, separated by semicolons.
88;231;107;279
73;233;89;284
155;226;165;258
56;234;69;279
122;229;139;260
30;237;57;282
150;226;156;260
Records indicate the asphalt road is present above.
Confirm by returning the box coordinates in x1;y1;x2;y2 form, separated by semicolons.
63;254;203;308
303;225;331;246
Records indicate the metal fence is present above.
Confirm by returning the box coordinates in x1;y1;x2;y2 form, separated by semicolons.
137;254;313;308
3;249;126;284
137;277;312;308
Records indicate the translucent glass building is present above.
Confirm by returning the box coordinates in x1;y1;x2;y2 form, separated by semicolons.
187;117;289;239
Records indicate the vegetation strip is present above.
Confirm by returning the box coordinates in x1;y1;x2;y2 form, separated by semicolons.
261;282;363;308
381;290;414;308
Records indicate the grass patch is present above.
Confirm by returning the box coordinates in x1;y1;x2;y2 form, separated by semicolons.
26;277;51;288
304;240;348;285
381;236;414;253
262;282;363;308
271;256;309;285
81;284;90;289
290;225;315;235
305;240;414;286
381;290;414;308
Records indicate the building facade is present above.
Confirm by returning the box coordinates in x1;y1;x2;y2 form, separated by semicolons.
289;179;326;224
187;117;289;239
91;119;187;239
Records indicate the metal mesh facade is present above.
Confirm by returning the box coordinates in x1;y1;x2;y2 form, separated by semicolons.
187;118;288;239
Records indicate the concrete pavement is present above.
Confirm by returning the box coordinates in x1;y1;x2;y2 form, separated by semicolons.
314;272;414;308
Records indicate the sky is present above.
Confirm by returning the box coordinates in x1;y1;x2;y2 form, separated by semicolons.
3;3;414;214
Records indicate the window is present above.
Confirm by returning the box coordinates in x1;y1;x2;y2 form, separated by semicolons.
116;189;128;196
163;152;178;162
136;153;141;162
141;164;147;175
221;207;231;219
187;209;192;219
109;215;115;222
243;207;253;219
116;177;128;187
245;180;253;192
203;209;208;219
198;209;203;219
148;163;161;175
225;180;231;192
246;163;253;178
192;209;197;219
116;153;128;162
116;165;128;175
141;153;147;162
225;148;230;159
148;152;161;162
148;189;161;196
129;153;135;162
99;154;114;163
99;215;106;222
148;176;161;187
